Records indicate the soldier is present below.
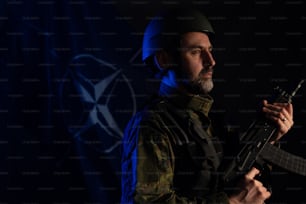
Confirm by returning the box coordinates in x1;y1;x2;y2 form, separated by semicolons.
121;7;294;204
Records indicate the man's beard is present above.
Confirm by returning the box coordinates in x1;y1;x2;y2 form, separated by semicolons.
187;67;214;94
175;66;214;95
190;76;214;95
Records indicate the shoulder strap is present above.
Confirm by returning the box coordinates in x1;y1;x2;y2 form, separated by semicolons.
155;99;191;145
156;98;221;170
188;116;221;170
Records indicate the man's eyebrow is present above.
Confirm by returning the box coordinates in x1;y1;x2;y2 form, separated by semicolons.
185;45;214;50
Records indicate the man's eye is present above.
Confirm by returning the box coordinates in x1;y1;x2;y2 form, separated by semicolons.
190;49;201;55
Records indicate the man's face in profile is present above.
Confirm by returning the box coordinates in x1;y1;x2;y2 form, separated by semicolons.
178;32;216;94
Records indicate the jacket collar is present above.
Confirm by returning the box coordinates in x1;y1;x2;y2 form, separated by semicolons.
159;82;213;117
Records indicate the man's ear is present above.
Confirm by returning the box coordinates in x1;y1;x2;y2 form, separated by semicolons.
155;50;172;70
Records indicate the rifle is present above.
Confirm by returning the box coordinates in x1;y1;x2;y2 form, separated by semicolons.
222;79;305;187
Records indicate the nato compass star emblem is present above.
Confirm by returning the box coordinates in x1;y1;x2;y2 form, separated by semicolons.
59;54;136;153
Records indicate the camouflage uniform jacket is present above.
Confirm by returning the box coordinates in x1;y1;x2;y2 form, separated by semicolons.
121;83;230;204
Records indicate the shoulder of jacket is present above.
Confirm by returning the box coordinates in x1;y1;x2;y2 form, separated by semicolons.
127;98;167;127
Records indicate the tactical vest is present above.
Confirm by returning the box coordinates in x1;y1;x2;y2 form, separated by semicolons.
152;96;224;199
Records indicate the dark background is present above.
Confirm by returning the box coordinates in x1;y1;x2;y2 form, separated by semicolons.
1;0;305;203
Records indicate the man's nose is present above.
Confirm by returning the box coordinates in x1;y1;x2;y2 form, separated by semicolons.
203;53;215;68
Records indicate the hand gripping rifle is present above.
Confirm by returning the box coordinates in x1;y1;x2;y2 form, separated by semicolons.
222;79;305;187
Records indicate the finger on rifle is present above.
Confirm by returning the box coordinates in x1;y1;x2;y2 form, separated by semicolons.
245;167;260;179
274;102;293;116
